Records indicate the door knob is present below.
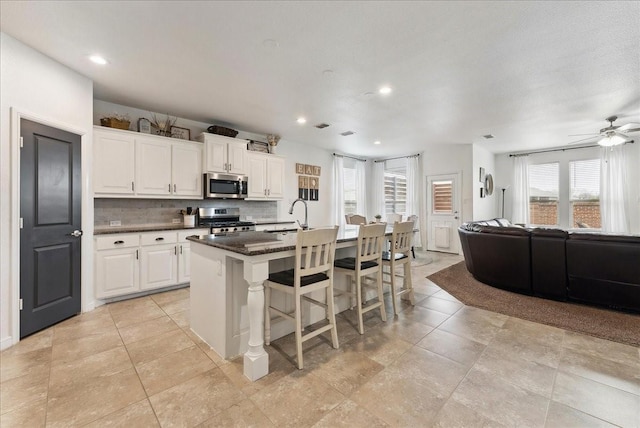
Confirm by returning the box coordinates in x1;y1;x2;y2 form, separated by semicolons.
69;230;83;237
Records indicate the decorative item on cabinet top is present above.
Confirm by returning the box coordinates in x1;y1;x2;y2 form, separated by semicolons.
150;113;178;137
248;140;269;153
267;134;280;154
100;113;131;130
207;125;239;138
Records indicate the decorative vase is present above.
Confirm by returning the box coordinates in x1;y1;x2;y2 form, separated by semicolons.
268;145;276;154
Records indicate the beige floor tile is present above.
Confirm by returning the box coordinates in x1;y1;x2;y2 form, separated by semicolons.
251;371;345;428
552;371;640;427
136;345;216;396
416;328;486;368
150;287;189;307
1;329;52;357
431;288;462;303
417;296;464;315
0;398;47;428
438;306;507;345
488;321;564;369
109;297;166;328
305;346;384;396
52;307;116;344
169;309;189;328
400;304;452;328
46;367;146;427
158;297;189;315
472;345;557;398
312;399;389;428
0;363;50;414
49;346;132;397
50;328;123;364
198;398;275;427
126;328;195;366
432;398;508;428
451;368;549;427
545;401;617;428
347;327;413;366
0;346;51;382
374;316;435;344
149;368;245;428
563;331;640;368
184;329;228;366
84;399;160;428
558;347;640;395
118;315;179;345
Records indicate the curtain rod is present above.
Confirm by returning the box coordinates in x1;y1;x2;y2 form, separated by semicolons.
332;153;367;162
508;140;635;157
373;153;420;163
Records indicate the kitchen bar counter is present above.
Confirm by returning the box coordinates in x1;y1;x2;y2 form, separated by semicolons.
188;225;389;381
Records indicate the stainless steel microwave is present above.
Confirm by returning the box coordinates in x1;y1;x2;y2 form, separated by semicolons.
204;173;248;199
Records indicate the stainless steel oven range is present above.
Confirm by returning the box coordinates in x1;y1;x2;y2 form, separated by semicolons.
198;207;256;234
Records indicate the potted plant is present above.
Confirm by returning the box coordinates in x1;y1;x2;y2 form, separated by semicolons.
100;113;131;130
267;134;280;154
374;214;382;223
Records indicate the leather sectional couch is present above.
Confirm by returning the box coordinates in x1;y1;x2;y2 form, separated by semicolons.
458;219;640;313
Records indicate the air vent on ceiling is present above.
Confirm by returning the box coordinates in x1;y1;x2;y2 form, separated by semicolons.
315;123;330;129
340;131;355;136
483;134;495;139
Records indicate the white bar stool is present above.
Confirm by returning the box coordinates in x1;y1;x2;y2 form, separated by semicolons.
382;221;415;315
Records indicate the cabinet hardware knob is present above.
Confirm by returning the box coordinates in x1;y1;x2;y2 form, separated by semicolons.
136;249;139;259
114;240;124;245
174;184;176;192
155;237;164;241
131;182;134;191
180;245;183;254
174;246;177;255
168;184;171;192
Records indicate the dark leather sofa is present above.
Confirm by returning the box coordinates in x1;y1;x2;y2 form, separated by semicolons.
458;219;640;313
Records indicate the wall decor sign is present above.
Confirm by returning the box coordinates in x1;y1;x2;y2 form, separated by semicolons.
138;118;152;134
295;163;321;176
170;126;191;140
298;176;309;200
309;176;319;201
296;163;305;174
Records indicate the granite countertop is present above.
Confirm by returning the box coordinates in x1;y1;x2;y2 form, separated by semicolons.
94;224;209;235
253;220;296;225
187;225;392;256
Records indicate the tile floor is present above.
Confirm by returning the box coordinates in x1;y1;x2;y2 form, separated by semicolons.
1;251;639;427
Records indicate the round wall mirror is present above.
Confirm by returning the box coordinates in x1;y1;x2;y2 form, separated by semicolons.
484;173;494;196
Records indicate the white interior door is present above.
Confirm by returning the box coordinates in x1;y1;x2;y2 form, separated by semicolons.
426;173;462;254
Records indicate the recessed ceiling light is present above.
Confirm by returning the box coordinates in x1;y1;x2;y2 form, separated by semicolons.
89;55;108;65
315;123;330;129
340;131;355;136
379;86;392;95
374;140;381;145
297;117;307;124
483;134;495;139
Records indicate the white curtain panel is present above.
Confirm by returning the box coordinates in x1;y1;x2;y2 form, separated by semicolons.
355;160;368;220
333;156;346;231
405;155;422;247
512;155;530;224
371;161;386;220
600;146;629;233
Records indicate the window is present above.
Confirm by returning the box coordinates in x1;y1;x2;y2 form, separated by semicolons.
570;159;600;228
432;180;453;214
343;158;357;215
384;164;406;215
529;162;559;225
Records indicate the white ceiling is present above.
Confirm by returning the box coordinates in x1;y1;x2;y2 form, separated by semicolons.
1;1;639;156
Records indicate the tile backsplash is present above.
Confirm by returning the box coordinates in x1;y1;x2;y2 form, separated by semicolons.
94;199;277;227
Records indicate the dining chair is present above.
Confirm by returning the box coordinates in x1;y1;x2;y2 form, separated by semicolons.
406;214;418;258
386;213;402;224
382;221;415;315
264;226;340;369
345;214;367;225
333;223;387;334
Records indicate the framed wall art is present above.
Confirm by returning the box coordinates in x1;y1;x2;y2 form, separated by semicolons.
170;126;191;140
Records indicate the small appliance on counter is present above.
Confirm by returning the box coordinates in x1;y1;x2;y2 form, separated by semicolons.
198;207;256;234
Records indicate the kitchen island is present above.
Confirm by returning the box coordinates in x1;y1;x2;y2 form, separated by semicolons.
187;226;387;381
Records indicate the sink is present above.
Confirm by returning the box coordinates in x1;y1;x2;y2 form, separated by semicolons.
263;228;299;233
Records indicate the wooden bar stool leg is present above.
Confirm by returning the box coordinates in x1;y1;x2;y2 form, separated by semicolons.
355;274;364;334
404;261;415;305
295;291;304;369
327;285;339;349
376;268;387;322
390;262;398;315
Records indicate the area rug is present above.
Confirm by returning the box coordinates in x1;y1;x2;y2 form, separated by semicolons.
427;261;640;347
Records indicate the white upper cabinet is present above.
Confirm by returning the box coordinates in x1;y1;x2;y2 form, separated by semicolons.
197;133;247;175
246;152;285;200
93;129;136;194
93;126;203;199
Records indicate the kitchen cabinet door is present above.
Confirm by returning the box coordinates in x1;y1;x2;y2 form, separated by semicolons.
95;247;139;299
227;141;247;174
140;243;178;290
266;156;285;199
204;138;227;173
177;242;192;283
246;153;268;198
136;138;172;195
93;130;136;194
172;142;202;197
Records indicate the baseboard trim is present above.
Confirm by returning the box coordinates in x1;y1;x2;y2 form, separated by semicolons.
0;336;14;351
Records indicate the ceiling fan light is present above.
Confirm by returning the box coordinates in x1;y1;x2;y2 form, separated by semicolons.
598;133;626;147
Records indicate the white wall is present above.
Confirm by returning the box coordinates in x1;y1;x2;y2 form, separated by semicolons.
472;144;498;220
494;143;640;233
0;33;94;349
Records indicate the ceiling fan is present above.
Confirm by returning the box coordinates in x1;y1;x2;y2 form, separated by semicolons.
568;115;640;146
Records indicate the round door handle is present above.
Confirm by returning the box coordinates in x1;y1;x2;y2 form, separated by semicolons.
69;230;83;237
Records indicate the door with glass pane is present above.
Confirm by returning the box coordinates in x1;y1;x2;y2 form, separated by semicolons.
426;173;461;254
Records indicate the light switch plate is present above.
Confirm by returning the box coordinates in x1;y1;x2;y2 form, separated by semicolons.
109;220;121;227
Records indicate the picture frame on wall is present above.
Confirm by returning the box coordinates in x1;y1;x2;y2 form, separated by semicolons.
170;126;191;140
298;176;309;200
296;163;305;174
309;176;319;201
305;164;314;175
312;166;321;176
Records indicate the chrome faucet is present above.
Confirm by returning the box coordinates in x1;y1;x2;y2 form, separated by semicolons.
289;198;309;230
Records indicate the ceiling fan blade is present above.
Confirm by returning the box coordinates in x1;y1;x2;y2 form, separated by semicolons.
568;133;600;137
567;135;599;145
617;123;640;132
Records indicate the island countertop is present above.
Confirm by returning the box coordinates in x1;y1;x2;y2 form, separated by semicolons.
186;225;389;256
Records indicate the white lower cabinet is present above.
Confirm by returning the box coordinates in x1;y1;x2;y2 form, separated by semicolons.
95;228;208;299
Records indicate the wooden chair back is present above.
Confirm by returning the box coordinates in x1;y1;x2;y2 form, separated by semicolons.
345;214;367;225
357;223;387;265
295;226;339;284
390;221;414;256
387;213;403;224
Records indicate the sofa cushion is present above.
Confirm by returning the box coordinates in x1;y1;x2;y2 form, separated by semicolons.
531;228;568;238
477;225;531;236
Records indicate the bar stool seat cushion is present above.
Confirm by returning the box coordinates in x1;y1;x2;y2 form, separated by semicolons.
382;252;409;261
268;269;329;287
334;257;378;270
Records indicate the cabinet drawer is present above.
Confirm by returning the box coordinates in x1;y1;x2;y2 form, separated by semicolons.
140;231;178;246
95;234;140;250
178;228;209;241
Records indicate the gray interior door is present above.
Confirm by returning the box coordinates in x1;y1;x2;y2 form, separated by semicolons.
20;118;82;338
